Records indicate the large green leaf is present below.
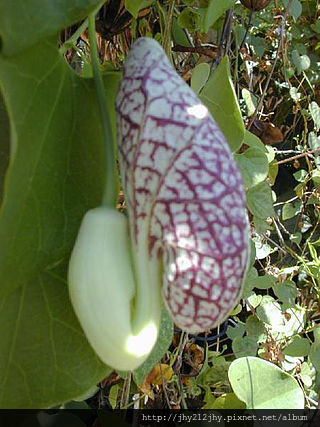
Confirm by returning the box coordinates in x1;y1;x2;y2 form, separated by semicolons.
200;56;244;152
0;0;103;56
0;35;120;406
0;40;120;295
229;356;305;409
0;92;10;203
0;261;111;408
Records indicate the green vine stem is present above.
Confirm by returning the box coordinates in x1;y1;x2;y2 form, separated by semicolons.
88;10;118;207
162;0;175;61
59;19;88;55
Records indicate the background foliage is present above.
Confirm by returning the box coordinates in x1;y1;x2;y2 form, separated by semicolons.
0;0;319;412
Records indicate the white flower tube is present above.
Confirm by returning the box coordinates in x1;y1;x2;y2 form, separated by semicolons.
68;207;161;371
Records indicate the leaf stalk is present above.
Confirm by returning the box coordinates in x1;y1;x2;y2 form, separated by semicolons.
88;11;118;207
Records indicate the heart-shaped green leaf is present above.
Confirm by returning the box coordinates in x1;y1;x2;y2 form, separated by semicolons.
0;40;120;295
229;356;305;409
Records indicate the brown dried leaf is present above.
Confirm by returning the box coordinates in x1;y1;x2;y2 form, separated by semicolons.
139;364;174;397
184;344;204;369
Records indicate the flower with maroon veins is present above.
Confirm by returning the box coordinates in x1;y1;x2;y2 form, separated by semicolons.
116;38;250;334
69;38;249;372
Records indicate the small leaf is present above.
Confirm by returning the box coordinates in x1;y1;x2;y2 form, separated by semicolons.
309;102;320;131
200;56;245;152
203;356;230;386
252;235;272;260
283;337;310;357
229;356;305;409
295;182;305;198
300;362;314;388
253;216;270;234
289;87;301;101
292;50;310;75
311;170;320;185
177;8;200;31
254;275;276;290
229;303;242;316
212;392;246;409
191;63;210;95
308;132;320;150
283;0;302;21
244;130;267;153
125;0;154;18
247;292;263;308
313;325;320;346
265;145;275;163
242;88;257;117
281;307;306;336
293;169;308;183
232;336;258;358
242;267;258;298
203;0;236;32
247;181;275;219
268;162;279;185
273;280;298;308
282;200;302;220
245;315;265;342
202;386;216;408
172;19;192;47
249;238;256;267
289;232;302;245
311;20;320;34
256;296;284;326
234;147;269;189
226;324;245;340
108;385;120;409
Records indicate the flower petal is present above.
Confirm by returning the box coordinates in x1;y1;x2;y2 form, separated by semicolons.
116;38;250;333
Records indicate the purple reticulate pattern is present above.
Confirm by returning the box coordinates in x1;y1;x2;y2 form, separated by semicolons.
115;38;250;333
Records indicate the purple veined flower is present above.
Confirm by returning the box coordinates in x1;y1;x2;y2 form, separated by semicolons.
68;37;250;371
116;37;250;334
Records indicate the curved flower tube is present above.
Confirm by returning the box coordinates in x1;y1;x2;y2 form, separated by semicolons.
69;38;250;371
68;207;160;370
